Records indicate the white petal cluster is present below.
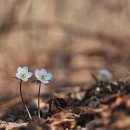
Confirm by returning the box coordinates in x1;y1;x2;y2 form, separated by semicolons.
16;67;33;81
35;69;53;84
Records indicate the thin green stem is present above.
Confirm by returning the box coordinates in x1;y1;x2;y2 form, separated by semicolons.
38;83;41;119
19;80;32;120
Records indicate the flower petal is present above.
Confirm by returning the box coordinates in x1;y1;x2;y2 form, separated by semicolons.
35;69;40;80
16;73;21;79
46;73;53;80
22;78;28;81
23;67;28;71
21;68;28;73
27;72;33;78
41;80;49;84
17;67;22;75
40;69;47;76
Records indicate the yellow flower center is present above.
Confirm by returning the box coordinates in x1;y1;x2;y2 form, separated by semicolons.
40;75;46;80
21;73;26;78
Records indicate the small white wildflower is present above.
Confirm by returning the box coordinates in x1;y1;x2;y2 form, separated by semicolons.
97;69;112;81
16;67;33;81
35;69;53;84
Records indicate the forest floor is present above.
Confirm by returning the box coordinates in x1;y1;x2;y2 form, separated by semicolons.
0;38;130;130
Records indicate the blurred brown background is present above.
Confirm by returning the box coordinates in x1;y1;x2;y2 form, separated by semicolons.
0;0;130;100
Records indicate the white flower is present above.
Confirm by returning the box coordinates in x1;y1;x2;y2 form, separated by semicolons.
35;69;53;84
16;67;33;81
97;69;112;81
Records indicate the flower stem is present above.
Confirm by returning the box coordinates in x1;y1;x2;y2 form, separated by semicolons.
38;83;41;119
19;80;32;120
